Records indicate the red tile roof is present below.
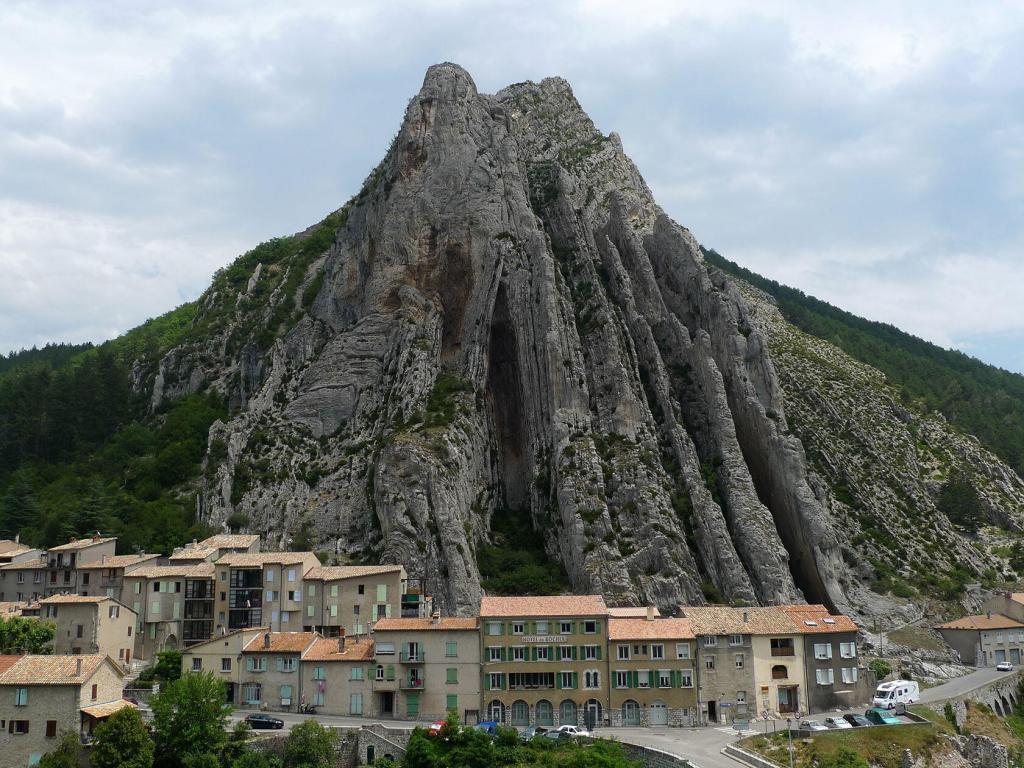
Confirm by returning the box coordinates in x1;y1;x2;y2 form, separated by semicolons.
777;604;860;633
935;614;1024;631
243;632;320;654
608;617;695;640
306;565;404;580
302;636;375;662
372;617;478;631
0;654;114;685
479;595;608;618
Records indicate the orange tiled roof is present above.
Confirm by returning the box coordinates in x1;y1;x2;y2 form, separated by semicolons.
49;537;116;552
306;565;404;580
935;614;1024;631
243;632;320;654
39;594;115;604
216;552;318;567
199;534;261;549
169;546;218;561
608;607;661;618
0;655;23;675
0;602;27;616
680;606;796;635
777;604;859;633
0;654;113;685
302;636;375;662
78;554;161;570
372;617;478;631
125;563;215;579
480;595;609;618
181;627;268;651
81;699;136;718
609;617;695;640
1008;593;1024;606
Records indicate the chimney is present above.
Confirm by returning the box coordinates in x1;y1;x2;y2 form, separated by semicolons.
743;611;749;623
14;534;19;544
431;610;441;625
75;658;82;676
338;634;346;653
92;533;100;542
646;606;655;622
263;632;271;649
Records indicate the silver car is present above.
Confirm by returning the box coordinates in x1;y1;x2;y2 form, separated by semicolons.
824;717;853;729
800;719;829;731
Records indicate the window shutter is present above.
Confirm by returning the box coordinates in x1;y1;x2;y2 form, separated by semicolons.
530;646;536;661
556;673;562;689
485;675;491;691
500;647;506;662
549;644;556;659
572;646;578;660
246;658;253;671
276;658;284;672
594;620;601;633
572;672;578;689
596;646;602;660
632;670;639;688
500;674;506;691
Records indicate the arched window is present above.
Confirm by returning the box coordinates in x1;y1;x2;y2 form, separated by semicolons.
536;699;554;726
511;700;529;726
559;699;577;726
488;700;505;722
584;669;600;689
376;665;385;680
771;665;787;680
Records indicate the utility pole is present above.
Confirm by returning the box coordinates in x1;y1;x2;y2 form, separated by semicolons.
787;718;794;768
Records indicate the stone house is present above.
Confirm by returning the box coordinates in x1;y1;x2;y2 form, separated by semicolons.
44;537;117;597
303;565;420;637
0;654;126;768
607;613;698;727
39;595;137;666
779;605;873;714
300;635;375;716
680;606;758;725
123;563;216;660
213;552;321;634
180;627;267;706
238;631;319;712
479;595;610;729
75;553;161;599
168;534;262;564
935;613;1024;667
370;615;480;723
0;557;47;603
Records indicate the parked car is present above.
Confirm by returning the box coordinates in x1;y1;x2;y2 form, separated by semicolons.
474;721;499;736
872;680;919;709
427;721;446;736
244;713;284;730
799;720;829;732
824;717;853;729
519;725;549;741
997;661;1014;672
864;707;901;725
544;730;575;742
554;724;591;738
842;714;873;727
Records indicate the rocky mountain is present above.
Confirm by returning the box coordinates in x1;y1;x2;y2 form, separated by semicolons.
107;64;1024;621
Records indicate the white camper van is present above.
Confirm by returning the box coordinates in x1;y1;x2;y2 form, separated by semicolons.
872;680;920;709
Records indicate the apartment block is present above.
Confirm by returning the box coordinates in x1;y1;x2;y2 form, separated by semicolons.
180;627;267;706
301;635;375;716
0;654;127;768
607;614;698;726
238;631;319;711
303;565;412;637
44;537;117;597
370;615;480;722
480;595;610;729
123;563;216;660
39;595;136;666
214;552;321;634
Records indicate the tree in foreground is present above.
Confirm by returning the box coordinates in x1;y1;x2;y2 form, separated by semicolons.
232;753;283;768
91;706;154;768
0;615;54;653
151;671;230;768
38;733;82;768
283;720;336;768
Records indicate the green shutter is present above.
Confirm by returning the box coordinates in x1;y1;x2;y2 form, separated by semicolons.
571;672;578;689
594;620;601;633
632;670;639;688
500;647;506;662
386;664;395;681
246;657;253;671
530;646;536;661
549;644;556;660
447;694;458;711
572;647;578;660
276;657;284;672
556;673;562;689
485;675;491;691
500;674;506;691
595;646;602;660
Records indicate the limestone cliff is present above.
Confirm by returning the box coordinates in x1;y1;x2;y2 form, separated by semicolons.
135;64;1024;619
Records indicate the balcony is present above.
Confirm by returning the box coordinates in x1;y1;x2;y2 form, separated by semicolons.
770;648;795;657
400;678;425;690
399;651;425;662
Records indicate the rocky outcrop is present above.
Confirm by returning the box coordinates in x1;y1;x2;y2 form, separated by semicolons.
133;63;1024;619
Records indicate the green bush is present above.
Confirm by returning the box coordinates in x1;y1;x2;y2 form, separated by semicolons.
869;658;892;680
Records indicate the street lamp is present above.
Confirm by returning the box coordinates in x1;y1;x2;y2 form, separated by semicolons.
786;718;794;768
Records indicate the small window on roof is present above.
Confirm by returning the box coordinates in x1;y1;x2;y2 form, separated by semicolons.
804;620;817;626
822;618;835;624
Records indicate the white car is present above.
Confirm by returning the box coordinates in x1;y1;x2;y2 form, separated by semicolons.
800;720;829;731
997;661;1014;672
555;724;591;737
824;717;853;729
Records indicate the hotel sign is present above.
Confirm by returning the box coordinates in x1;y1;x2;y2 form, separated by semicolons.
523;635;567;644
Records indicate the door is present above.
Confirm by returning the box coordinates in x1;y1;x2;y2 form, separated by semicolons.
649;700;668;726
1012;649;1021;664
380;692;394;716
996;650;1007;663
707;700;717;723
622;700;640;726
225;683;236;705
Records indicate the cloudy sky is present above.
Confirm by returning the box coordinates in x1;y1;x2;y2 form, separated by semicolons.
1;1;1022;372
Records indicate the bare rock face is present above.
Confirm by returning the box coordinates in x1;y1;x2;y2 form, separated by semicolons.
140;64;1024;618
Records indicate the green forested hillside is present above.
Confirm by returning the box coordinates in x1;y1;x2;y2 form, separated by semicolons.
703;248;1024;477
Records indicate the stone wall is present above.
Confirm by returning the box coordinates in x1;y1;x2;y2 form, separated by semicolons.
356;724;411;765
923;672;1021;727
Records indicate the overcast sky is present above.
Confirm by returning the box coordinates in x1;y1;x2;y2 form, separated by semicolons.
1;1;1022;372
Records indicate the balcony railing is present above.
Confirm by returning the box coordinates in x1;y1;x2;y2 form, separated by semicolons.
400;679;425;690
770;648;795;657
400;651;425;662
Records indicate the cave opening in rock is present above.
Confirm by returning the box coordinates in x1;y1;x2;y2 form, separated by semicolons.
487;283;529;513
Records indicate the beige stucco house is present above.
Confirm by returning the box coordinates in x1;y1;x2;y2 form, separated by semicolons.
300;635;375;716
303;565;411;637
39;595;136;666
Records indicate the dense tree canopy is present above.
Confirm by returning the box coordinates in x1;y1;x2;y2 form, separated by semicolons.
0;615;54;653
91;707;154;768
151;672;231;768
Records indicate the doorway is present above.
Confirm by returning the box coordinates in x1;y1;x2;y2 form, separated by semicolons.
380;692;394;716
707;700;717;723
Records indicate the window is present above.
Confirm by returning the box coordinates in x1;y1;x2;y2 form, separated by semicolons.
615;671;629;688
330;605;338;618
840;642;856;659
307;584;316;597
618;645;630;660
152;601;160;614
488;622;502;636
816;668;835;685
658;670;671;688
243;683;262;705
376;666;385;681
488;647;501;662
221;658;232;672
489;673;503;690
772;664;788;680
330;585;339;598
312;691;325;706
287;569;296;582
735;654;745;670
729;634;744;646
536;620;549;634
446;694;458;711
376;642;395;655
91;684;98;700
108;605;118;619
351;668;364;681
651;644;664;659
536;646;549;661
512;646;526;661
350;693;363;715
680;669;693;687
560;671;574;689
266;590;278;602
583;620;597;634
313;666;326;680
357;584;365;595
192;658;202;671
12;720;29;734
46;720;57;738
559;646;573;661
584;645;599;660
220;571;227;581
280;684;293;703
376;584;387;601
676;643;690;659
76;625;83;638
814;643;833;660
705;656;716;670
446;668;458;684
266;570;275;582
14;687;28;706
445;641;457;658
842;667;859;684
247;657;267;672
281;611;290;623
280;658;296;672
770;638;795;657
560;621;572;634
583;669;600;689
637;670;650;688
703;636;718;647
512;622;525;635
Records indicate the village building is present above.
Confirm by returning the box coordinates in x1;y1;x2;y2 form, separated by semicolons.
607;613;698;727
935;612;1024;667
370;615;480;723
238;631;319;712
303;565;425;637
300;635;375;716
44;537;117;597
0;540;40;567
213;552;321;634
479;595;610;729
75;553;161;599
169;534;262;565
0;654;127;768
0;558;47;604
122;563;216;659
180;627;267;705
39;595;136;666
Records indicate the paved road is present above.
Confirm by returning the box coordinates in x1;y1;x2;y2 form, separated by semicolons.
919;666;1018;703
602;725;760;768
